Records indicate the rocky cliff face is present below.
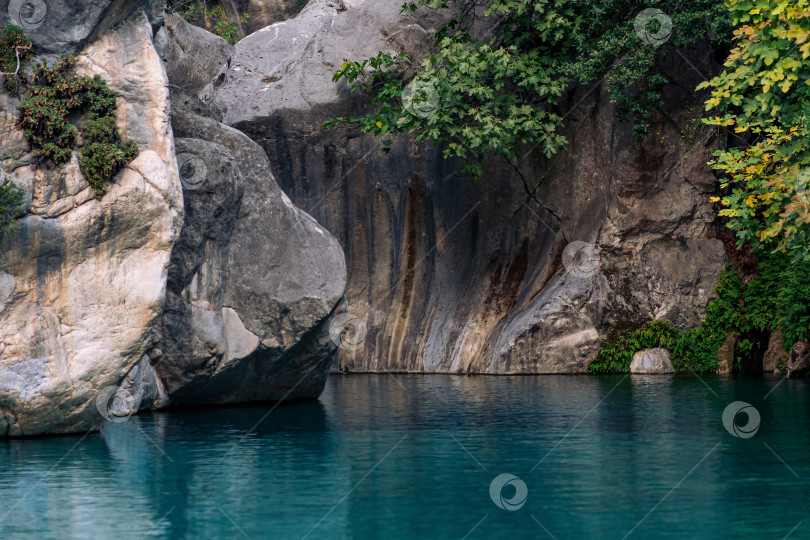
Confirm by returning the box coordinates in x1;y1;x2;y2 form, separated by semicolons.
200;0;727;373
0;0;346;436
0;9;182;436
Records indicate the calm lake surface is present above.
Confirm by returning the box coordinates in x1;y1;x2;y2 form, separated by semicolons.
0;374;808;539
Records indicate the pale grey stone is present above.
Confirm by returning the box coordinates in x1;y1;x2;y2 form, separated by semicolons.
630;348;674;374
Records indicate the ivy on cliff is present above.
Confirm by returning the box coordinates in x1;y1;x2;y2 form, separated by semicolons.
589;250;810;374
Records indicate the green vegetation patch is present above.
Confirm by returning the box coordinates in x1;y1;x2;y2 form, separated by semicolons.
175;1;248;44
0;176;25;241
700;0;810;261
589;250;810;374
0;25;34;94
17;56;138;197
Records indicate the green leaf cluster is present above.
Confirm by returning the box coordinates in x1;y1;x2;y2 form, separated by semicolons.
326;0;732;178
700;0;810;260
0;176;24;241
176;2;248;44
16;56;139;197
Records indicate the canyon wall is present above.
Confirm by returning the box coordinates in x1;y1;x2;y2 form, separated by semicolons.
200;0;727;374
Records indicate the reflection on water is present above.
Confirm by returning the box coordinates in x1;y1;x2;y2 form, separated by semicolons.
0;375;808;539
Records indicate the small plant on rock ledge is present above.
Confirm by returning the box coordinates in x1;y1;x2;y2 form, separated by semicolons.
16;56;138;197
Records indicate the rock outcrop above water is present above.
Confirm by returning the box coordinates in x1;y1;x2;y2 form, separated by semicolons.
201;0;726;373
146;88;346;405
0;10;183;436
0;1;347;436
763;330;788;374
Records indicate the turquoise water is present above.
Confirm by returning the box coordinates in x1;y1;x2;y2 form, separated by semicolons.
0;374;808;539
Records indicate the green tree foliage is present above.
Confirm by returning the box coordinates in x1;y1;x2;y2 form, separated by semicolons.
326;0;731;178
17;56;138;197
700;0;810;260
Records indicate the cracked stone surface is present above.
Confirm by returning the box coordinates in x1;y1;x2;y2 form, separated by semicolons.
0;10;183;436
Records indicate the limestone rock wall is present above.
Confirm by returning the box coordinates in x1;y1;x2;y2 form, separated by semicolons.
0;10;183;436
0;0;348;436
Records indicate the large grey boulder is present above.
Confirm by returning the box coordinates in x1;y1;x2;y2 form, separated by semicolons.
200;0;726;373
630;348;674;374
1;0;164;55
0;11;183;436
143;87;346;405
163;12;233;94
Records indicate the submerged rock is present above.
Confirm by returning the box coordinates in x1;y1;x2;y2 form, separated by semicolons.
0;11;183;436
630;348;674;374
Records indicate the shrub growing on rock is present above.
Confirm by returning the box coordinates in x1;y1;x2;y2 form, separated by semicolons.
326;0;732;179
589;250;810;374
16;56;138;197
